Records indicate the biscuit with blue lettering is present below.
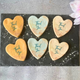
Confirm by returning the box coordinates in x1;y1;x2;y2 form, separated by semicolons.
3;16;24;37
6;39;27;61
28;38;48;59
53;16;72;38
28;16;49;37
49;38;69;60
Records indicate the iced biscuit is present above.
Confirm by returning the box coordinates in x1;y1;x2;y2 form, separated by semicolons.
6;39;27;61
28;16;49;37
3;16;24;37
49;38;69;60
53;16;72;38
28;38;48;59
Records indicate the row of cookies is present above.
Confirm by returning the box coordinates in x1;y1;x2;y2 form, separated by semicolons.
6;38;69;61
3;15;72;38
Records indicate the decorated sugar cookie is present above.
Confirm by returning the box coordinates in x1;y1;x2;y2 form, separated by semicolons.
53;16;72;38
6;39;27;61
28;38;48;59
28;16;49;37
3;16;24;37
49;38;69;61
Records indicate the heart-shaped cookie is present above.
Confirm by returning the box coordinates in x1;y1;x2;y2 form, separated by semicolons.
3;16;24;37
28;38;48;59
28;16;49;37
49;38;69;61
6;39;27;61
53;16;72;38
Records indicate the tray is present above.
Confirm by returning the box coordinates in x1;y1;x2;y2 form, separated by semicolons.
1;14;79;66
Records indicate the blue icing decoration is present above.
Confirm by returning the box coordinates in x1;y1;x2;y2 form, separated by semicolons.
35;21;42;30
14;45;22;55
55;45;62;54
11;21;17;31
58;22;66;31
35;43;41;52
58;27;62;31
55;50;58;54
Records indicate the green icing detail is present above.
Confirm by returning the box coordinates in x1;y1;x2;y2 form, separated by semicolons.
14;45;21;55
55;45;62;54
58;22;66;31
11;21;17;31
35;43;41;52
35;21;42;30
